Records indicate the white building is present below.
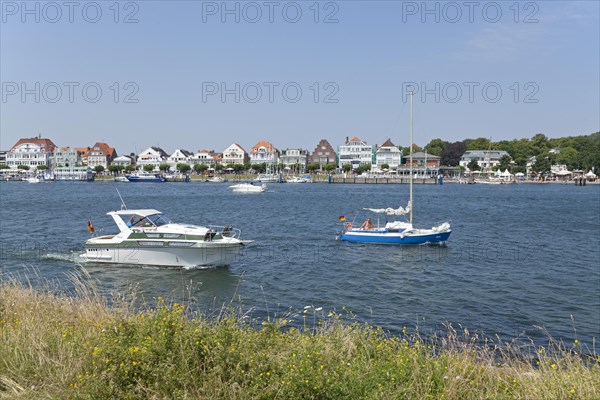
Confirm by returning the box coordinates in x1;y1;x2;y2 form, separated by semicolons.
250;141;279;167
375;139;402;170
337;136;374;169
167;149;193;170
222;143;249;165
137;147;169;169
280;149;309;172
6;136;57;170
459;150;510;171
190;150;219;166
52;147;83;169
111;155;135;167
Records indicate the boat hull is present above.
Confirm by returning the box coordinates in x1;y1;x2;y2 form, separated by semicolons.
83;243;244;267
126;175;166;182
338;230;451;244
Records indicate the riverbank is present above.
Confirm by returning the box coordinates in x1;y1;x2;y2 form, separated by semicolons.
1;279;597;399
82;174;600;185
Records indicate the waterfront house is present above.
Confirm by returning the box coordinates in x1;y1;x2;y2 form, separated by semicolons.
111;155;135;167
167;149;193;170
6;135;57;171
222;143;249;166
408;152;441;168
250;141;279;167
51;147;92;180
280;149;309;172
460;150;510;171
0;150;6;165
137;147;169;169
190;150;220;167
308;139;336;169
337;137;374;170
375;139;402;170
52;147;84;169
87;142;117;169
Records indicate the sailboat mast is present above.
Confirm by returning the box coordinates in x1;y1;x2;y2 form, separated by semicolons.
409;92;413;225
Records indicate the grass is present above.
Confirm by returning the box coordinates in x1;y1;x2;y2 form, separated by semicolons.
1;275;598;399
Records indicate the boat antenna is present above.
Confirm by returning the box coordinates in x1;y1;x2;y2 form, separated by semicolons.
409;91;414;225
116;188;127;210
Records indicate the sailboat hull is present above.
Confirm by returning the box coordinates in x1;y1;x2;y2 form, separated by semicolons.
337;230;451;244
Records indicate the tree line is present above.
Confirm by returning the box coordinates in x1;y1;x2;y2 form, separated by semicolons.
422;132;600;174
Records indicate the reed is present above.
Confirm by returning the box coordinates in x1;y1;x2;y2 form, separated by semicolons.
1;274;598;399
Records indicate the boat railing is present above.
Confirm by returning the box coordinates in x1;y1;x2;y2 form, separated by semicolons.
208;225;242;239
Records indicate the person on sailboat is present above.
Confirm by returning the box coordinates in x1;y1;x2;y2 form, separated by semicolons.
360;218;373;230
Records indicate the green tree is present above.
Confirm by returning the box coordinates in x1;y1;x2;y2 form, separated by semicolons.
37;165;48;171
381;163;390;170
144;164;155;172
159;163;170;172
424;138;448;156
17;165;30;171
532;154;551;174
108;165;120;175
125;164;136;172
464;137;491;151
94;165;105;173
194;164;208;174
0;164;9;170
556;147;578;170
531;133;549;155
215;164;224;172
498;155;512;171
233;164;245;173
341;164;352;173
403;144;423;156
467;159;480;171
324;163;336;172
177;163;191;174
307;163;320;172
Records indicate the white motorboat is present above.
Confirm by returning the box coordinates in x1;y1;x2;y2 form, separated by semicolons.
286;176;311;183
207;177;224;183
114;176;129;182
252;174;279;183
26;176;40;183
229;183;267;193
84;208;250;267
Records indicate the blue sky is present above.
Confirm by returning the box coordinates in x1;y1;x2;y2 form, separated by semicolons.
1;1;599;154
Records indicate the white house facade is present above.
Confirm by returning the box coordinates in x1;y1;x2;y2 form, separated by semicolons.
167;149;193;170
280;149;309;172
460;150;510;171
375;139;402;170
6;136;57;170
337;137;374;169
250;141;279;166
137;147;169;168
222;143;249;165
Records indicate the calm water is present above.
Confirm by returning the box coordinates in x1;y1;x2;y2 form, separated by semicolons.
1;181;599;346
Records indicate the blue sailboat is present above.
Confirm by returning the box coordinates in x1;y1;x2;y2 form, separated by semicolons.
337;93;452;244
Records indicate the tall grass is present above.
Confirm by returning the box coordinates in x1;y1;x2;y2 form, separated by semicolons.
1;274;598;399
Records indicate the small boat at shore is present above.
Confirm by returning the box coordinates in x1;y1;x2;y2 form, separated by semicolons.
84;208;250;267
286;176;311;183
229;183;267;193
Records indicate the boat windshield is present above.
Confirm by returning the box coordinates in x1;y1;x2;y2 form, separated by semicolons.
126;213;170;228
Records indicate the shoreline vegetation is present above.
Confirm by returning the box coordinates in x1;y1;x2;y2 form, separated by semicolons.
1;276;598;399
